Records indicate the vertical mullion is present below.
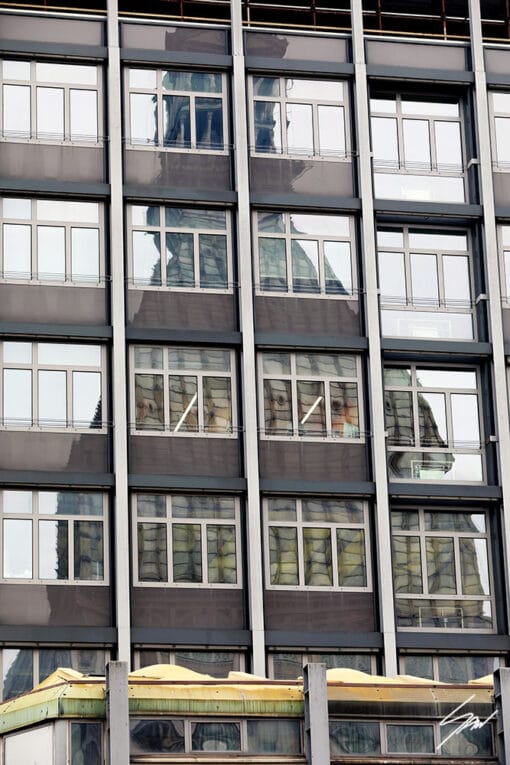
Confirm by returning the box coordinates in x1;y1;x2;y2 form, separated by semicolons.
296;500;305;586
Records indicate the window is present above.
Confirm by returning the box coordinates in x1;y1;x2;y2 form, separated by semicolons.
128;204;231;290
134;494;241;586
130;718;302;754
260;352;362;441
127;68;227;151
268;652;375;680
0;490;107;584
1;342;105;430
1;60;100;143
499;225;510;300
136;650;244;677
329;718;493;757
399;654;502;683
377;227;474;340
1;646;107;700
264;497;369;590
255;211;355;297
384;366;483;482
132;346;235;436
251;76;347;158
391;509;494;631
490;92;510;168
370;93;465;202
1;197;103;283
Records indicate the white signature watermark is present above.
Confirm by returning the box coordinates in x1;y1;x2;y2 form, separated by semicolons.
436;694;498;751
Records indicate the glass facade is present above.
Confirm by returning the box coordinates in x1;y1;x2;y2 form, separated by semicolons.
0;0;508;725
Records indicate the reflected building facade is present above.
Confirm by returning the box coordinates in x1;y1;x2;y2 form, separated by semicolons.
1;0;510;724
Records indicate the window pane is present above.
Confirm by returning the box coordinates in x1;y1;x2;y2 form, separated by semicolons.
436;121;462;170
2;649;33;700
418;392;447;446
3;198;31;219
138;522;167;581
172;495;235;520
259;237;287;291
133;231;161;286
337;529;366;586
263;352;291;375
135;347;163;368
247;719;301;753
291;214;349;237
269;526;298;584
3;224;31;279
130;720;184;753
426;537;456;593
410;253;439;305
74;520;103;580
71;228;99;282
409;230;467;251
39;519;68;578
137;494;167;518
3;61;30;80
385;390;415;446
330;381;359;438
292;239;319;293
166;207;226;230
403;655;434;679
371;116;398;165
387;724;434;753
495;117;510;164
3;85;30;138
207;525;236;583
297;380;325;436
40;491;103;516
254;101;281;153
135;374;164;430
296;353;356;377
39;369;66;425
36;63;96;86
37;200;99;224
303;527;332;585
130;93;157;145
3;519;32;577
199;234;227;288
459;537;489;596
443;255;470;306
192;722;241;751
402;97;459;118
3;490;32;514
440;721;493;757
37;226;65;281
324;241;351;295
203;376;232;433
169;375;198;432
38;343;101;366
36;87;64;140
169;348;230;371
253;76;280;97
438;655;497;683
329;721;381;755
163;95;190;147
73;371;101;428
286;103;313;155
129;68;157;88
403;119;431;169
318;104;345;156
416;368;476;389
70;89;98;142
451;393;480;447
195;97;223;149
71;723;102;765
379;251;406;303
259;212;285;233
173;523;201;581
287;79;342;100
133;205;160;226
392;535;422;592
3;369;32;425
267;497;297;522
166;232;193;287
302;499;364;524
4;341;32;363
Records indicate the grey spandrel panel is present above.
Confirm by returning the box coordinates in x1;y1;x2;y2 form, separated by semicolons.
0;285;107;326
492;173;510;208
366;40;468;70
0;433;109;473
128;291;237;332
254;296;360;336
0;584;111;627
250;157;354;197
264;590;375;632
124;151;232;190
1;14;104;45
130;436;241;477
121;23;228;54
131;588;244;629
485;47;510;75
259;442;367;481
0;144;105;184
245;32;347;62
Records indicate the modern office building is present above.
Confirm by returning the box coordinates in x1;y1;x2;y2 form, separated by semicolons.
2;0;510;716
